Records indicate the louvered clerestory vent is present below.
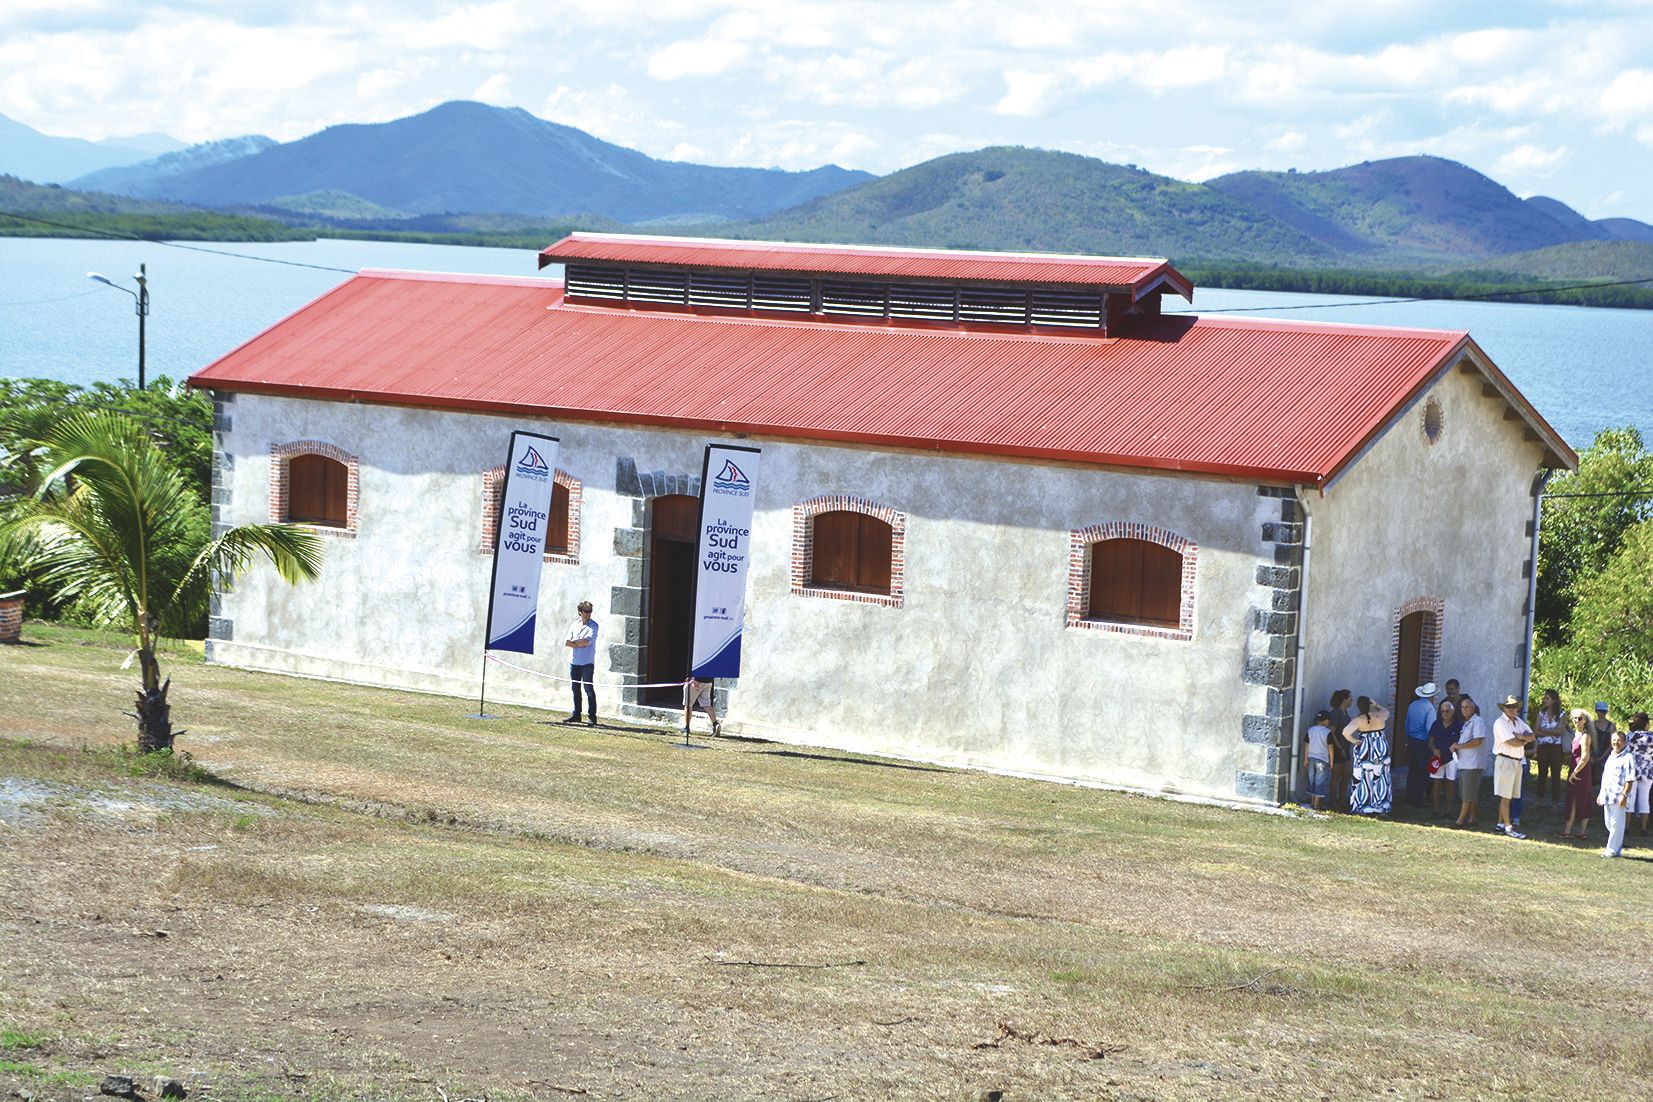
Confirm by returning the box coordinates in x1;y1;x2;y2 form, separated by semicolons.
563;263;1112;330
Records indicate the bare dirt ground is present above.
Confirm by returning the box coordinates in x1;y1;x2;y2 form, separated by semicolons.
4;626;1652;1101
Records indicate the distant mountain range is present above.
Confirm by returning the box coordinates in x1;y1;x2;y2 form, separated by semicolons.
59;101;873;224
4;101;1651;284
725;150;1653;270
71;135;279;197
0;113;185;184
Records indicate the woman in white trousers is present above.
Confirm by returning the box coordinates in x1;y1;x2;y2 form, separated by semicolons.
1597;729;1637;857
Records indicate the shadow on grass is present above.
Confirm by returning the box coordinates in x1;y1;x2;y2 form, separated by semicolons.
746;748;949;773
521;718;949;773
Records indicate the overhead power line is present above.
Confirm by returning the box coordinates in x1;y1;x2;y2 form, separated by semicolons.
1168;275;1653;314
0;212;356;273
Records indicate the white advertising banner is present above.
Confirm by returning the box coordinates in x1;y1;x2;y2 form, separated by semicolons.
689;444;761;679
483;431;560;654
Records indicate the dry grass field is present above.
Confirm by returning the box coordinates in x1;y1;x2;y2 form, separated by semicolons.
3;624;1652;1101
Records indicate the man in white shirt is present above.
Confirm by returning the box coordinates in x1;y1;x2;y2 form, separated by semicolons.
564;600;599;726
1491;694;1535;838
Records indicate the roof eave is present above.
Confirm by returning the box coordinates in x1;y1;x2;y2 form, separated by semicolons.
187;376;1323;484
1318;335;1577;490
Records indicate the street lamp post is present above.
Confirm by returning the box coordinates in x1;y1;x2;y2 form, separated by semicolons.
87;263;150;390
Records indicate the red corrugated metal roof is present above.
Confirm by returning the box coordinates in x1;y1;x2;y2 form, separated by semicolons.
539;232;1193;299
188;268;1569;483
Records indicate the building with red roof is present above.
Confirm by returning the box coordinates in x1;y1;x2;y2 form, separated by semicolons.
191;234;1574;805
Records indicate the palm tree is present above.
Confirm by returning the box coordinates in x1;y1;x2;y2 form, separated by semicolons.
0;412;323;751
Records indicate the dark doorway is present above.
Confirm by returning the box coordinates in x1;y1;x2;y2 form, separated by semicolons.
1392;611;1426;766
645;494;698;706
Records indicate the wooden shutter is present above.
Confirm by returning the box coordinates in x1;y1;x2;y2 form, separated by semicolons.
547;481;570;555
810;511;893;595
288;454;347;527
857;515;893;592
1088;538;1181;627
811;512;859;588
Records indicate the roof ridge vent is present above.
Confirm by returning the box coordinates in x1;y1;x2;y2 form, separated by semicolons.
565;262;1118;331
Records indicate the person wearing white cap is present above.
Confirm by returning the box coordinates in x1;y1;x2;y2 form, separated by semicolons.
1403;682;1439;809
1591;703;1617;774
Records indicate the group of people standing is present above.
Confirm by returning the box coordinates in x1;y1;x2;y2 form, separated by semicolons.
1301;680;1653;857
1530;690;1652;856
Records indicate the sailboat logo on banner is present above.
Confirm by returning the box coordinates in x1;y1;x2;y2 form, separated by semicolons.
515;445;551;480
712;458;750;495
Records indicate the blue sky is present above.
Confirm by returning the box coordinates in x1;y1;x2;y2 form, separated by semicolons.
3;0;1651;218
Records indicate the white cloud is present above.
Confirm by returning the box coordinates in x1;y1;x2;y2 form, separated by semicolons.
647;37;749;80
1448;27;1529;64
541;83;661;146
1602;69;1653;128
770;49;968;111
1070;46;1227;92
993;70;1057;117
356;62;437;102
1494;143;1570;175
727;120;880;169
1445;78;1555;114
472;72;512;105
1268;131;1308;153
393;3;537;51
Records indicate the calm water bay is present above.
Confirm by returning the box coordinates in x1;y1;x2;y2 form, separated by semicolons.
2;236;1648;449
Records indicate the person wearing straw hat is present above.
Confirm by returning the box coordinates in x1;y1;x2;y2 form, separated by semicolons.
1403;682;1439;808
563;600;599;726
1492;694;1535;838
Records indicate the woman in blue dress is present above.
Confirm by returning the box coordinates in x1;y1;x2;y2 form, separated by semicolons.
1342;696;1393;815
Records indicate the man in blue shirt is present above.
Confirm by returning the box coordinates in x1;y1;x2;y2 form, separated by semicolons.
1404;682;1439;809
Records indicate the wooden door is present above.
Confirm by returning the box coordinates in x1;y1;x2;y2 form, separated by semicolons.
644;495;699;705
1392;611;1425;765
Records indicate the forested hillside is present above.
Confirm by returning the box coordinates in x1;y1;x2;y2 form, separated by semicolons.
721;147;1336;264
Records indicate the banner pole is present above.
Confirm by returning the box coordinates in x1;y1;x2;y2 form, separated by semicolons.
468;652;499;720
474;429;558;719
677;445;716;750
681;679;692;748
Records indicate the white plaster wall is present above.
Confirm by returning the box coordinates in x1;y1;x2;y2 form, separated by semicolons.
212;395;648;711
1302;361;1548;725
212;393;1287;802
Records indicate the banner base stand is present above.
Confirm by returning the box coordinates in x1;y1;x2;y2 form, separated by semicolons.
467;711;502;720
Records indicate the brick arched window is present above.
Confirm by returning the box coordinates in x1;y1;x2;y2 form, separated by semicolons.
1067;522;1196;640
270;441;358;537
480;466;582;565
792;495;905;607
